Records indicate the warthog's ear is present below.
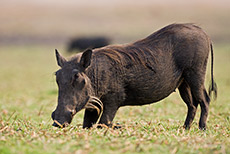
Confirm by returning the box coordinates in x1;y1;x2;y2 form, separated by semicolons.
55;49;66;67
80;49;92;69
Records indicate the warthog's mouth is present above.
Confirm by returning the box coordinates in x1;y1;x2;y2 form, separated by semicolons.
53;120;66;128
53;96;103;128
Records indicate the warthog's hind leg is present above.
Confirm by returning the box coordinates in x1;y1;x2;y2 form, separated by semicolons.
178;81;198;129
184;70;210;130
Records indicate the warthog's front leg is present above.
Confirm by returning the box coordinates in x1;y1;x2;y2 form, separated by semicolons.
98;105;119;128
83;109;100;128
97;92;123;128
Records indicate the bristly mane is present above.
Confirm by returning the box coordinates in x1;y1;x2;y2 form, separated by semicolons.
93;44;158;73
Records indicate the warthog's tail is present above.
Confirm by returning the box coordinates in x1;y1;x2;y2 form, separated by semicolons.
208;43;217;100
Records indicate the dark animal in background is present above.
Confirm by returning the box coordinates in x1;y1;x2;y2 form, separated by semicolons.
52;23;217;130
67;36;110;52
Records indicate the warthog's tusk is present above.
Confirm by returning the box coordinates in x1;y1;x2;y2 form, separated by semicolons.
89;96;103;111
85;103;100;115
53;120;63;128
84;96;104;124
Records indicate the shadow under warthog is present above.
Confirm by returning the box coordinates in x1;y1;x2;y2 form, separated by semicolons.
52;23;217;130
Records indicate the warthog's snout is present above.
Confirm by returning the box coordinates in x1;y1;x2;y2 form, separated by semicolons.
51;110;71;128
51;111;61;128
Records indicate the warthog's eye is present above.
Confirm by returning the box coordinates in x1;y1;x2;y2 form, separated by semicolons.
71;69;80;86
74;73;79;79
71;73;79;86
73;73;79;80
71;69;86;89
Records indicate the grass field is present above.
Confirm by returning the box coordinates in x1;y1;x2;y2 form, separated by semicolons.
0;43;229;154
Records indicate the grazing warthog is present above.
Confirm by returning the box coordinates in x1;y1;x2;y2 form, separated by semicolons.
67;36;110;52
52;23;217;130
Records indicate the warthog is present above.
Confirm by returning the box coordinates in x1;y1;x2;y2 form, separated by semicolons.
52;23;217;130
67;36;110;52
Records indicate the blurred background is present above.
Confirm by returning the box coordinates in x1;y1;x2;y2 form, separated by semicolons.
1;0;230;47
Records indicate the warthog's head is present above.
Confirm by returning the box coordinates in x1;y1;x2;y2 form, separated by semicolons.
52;49;99;128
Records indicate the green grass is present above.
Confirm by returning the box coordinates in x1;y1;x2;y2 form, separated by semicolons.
0;44;229;154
